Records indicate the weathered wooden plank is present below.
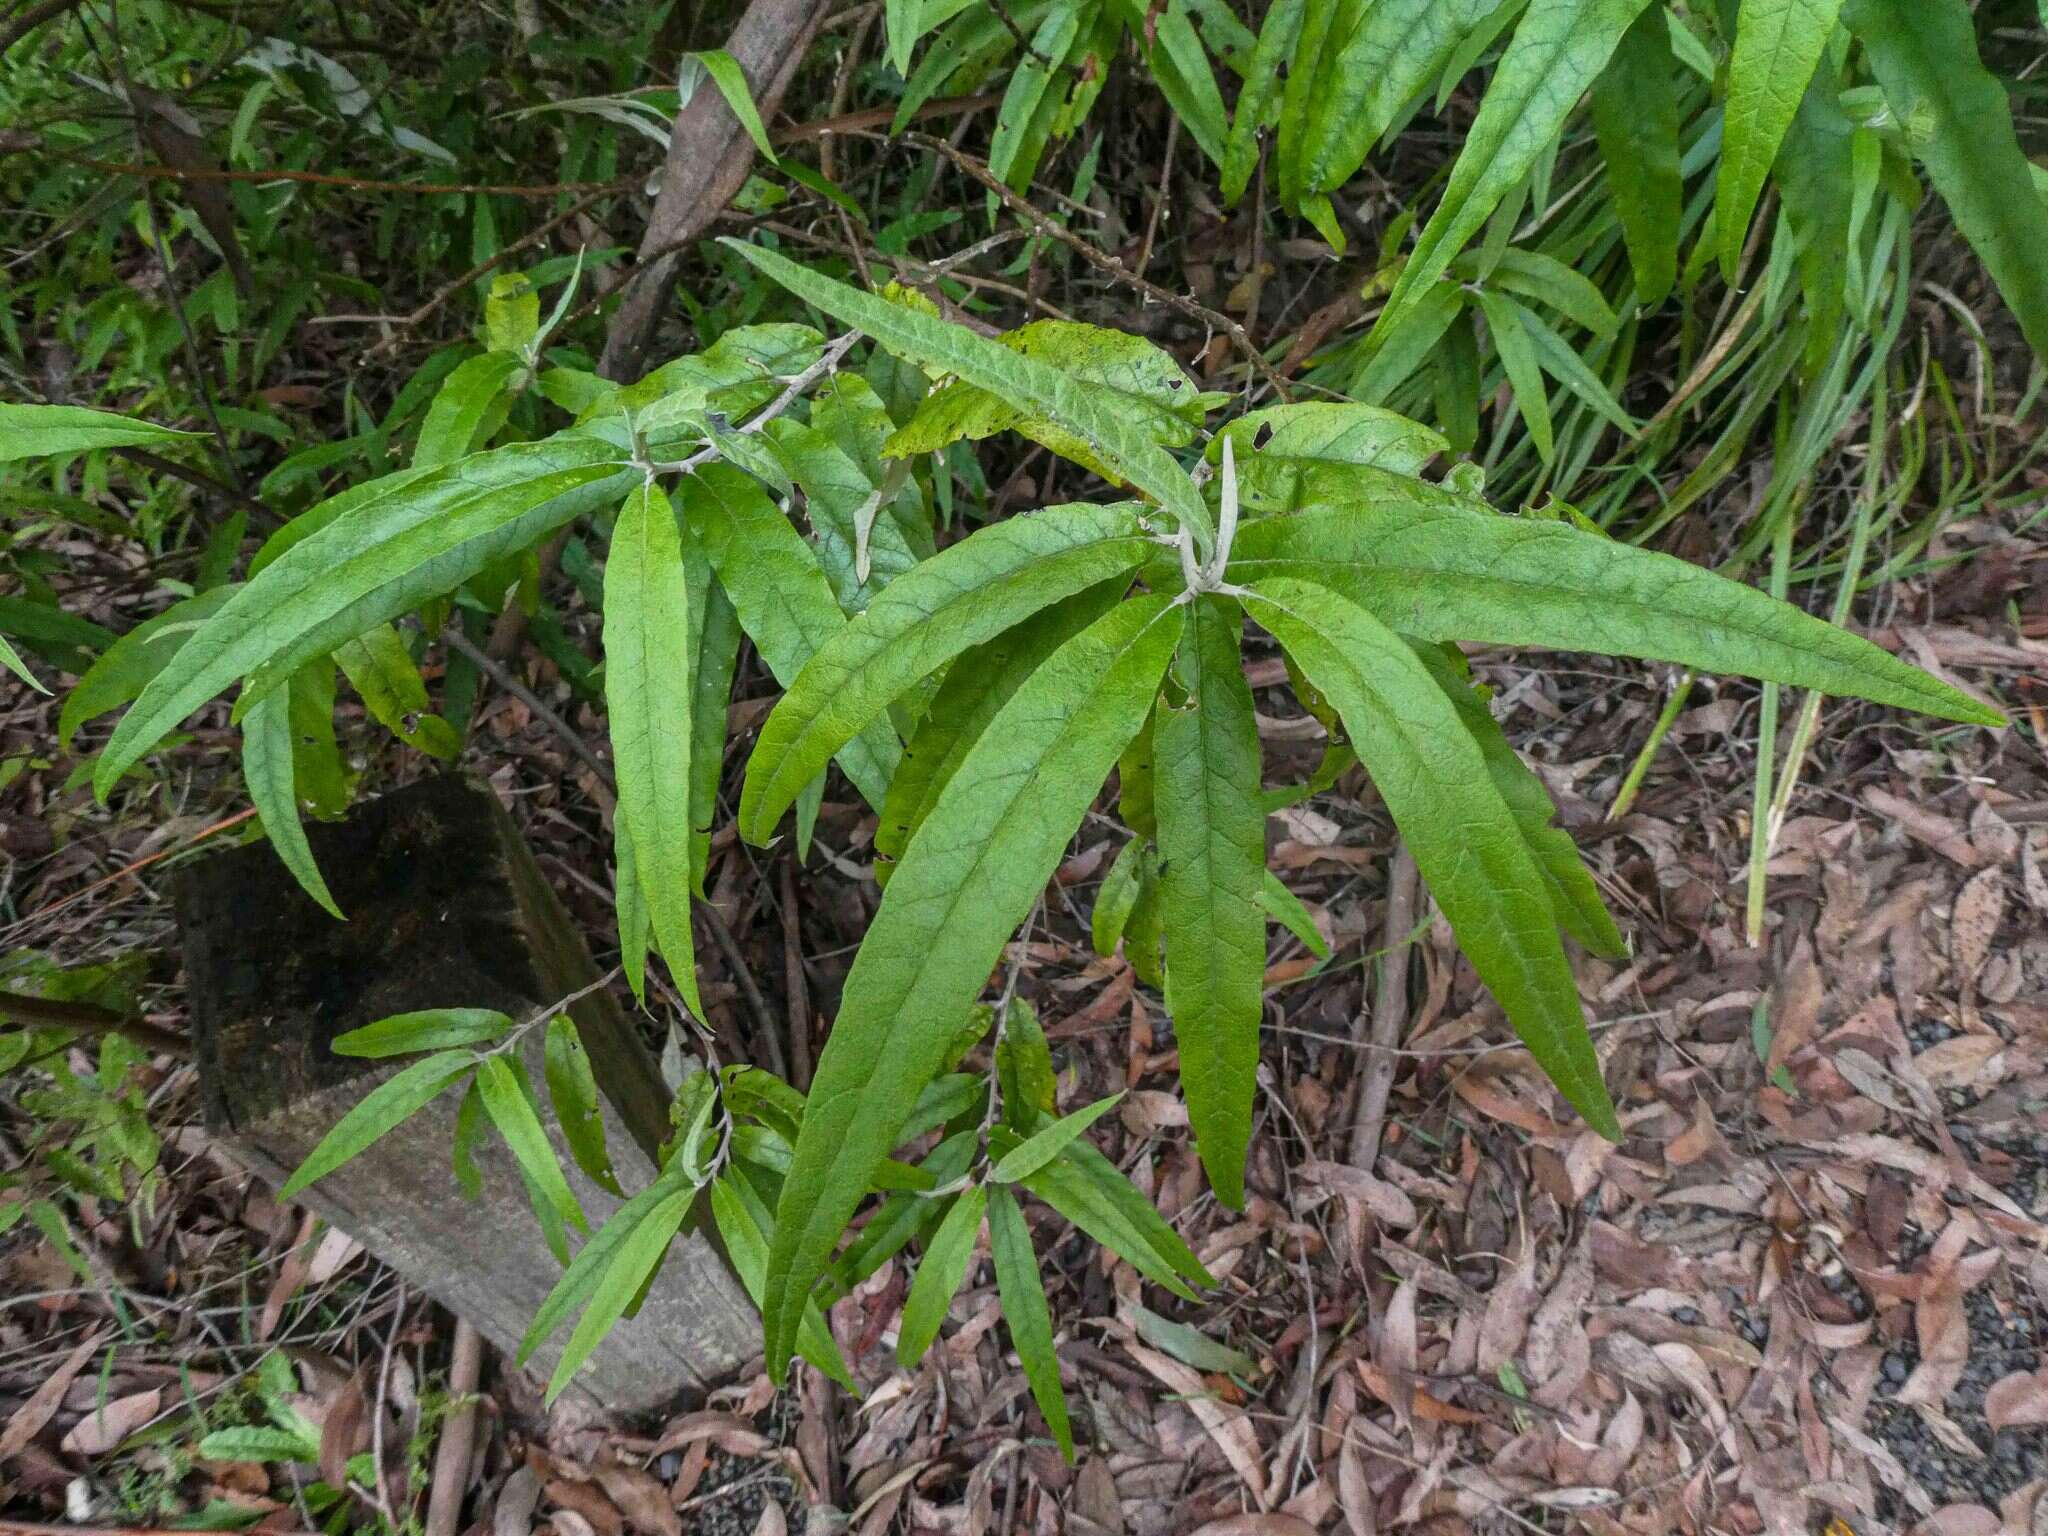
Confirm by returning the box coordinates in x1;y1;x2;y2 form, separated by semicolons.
177;776;757;1413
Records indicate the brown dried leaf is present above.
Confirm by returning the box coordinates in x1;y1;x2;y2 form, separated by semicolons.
59;1388;160;1457
1299;1160;1418;1227
1126;1343;1269;1508
1526;1237;1594;1386
1951;867;2006;985
593;1463;681;1536
0;1330;103;1462
1984;1368;2048;1431
1187;1518;1318;1536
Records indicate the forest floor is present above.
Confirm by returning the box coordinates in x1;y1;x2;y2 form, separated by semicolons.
2;487;2045;1536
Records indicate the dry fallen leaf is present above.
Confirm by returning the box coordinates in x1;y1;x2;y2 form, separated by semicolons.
59;1388;160;1458
1950;866;2005;985
1983;1368;2048;1431
0;1330;103;1462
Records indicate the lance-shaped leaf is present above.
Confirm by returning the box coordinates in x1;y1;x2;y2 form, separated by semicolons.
1010;1131;1211;1296
1154;596;1266;1207
0;403;203;463
58;585;234;747
877;580;1128;886
739;503;1152;841
1220;0;1302;205
896;1183;987;1367
686;464;901;812
988;1184;1073;1459
98;437;633;795
546;1182;696;1402
1411;642;1625;957
1226;504;2002;725
1843;0;2048;364
334;1009;514;1057
1241;578;1619;1137
1718;0;1845;281
476;1055;587;1257
0;633;44;694
709;1174;856;1389
991;1092;1123;1183
605;481;702;1017
1589;4;1681;308
280;1051;475;1198
242;682;343;920
759;595;1184;1377
1373;0;1656;344
720;239;1214;554
520;1160;696;1364
682;528;742;892
545;1014;620;1195
415;352;523;467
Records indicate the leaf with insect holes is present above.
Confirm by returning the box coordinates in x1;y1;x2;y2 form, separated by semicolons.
758;595;1182;1378
721;240;1215;553
1590;4;1681;307
686;464;901;813
476;1055;586;1259
334;1009;514;1057
988;1184;1073;1459
334;623;459;759
545;1015;619;1196
0;403;203;463
877;579;1127;888
739;502;1151;842
1154;595;1266;1207
1842;0;2048;364
280;1051;475;1199
1225;503;2003;725
896;1183;986;1366
546;1182;695;1401
1207;403;1451;514
1718;0;1845;281
414;353;523;468
1242;578;1618;1137
1372;0;1656;346
242;681;343;920
604;481;702;1018
97;436;634;796
992;1093;1124;1183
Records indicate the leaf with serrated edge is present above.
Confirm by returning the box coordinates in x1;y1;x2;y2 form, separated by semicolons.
1154;596;1265;1205
0;403;203;463
896;1183;987;1366
1226;504;2002;725
242;683;343;920
740;502;1151;841
1718;0;1845;280
720;239;1214;554
1243;578;1619;1136
605;481;702;1016
281;1052;474;1198
759;595;1183;1377
1372;0;1656;346
98;437;632;796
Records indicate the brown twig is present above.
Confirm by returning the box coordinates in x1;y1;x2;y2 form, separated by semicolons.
440;626;612;790
893;130;1291;402
0;991;192;1058
1134;113;1178;279
0;0;82;55
421;1318;483;1536
46;155;630;198
702;900;787;1080
1348;842;1418;1170
115;446;279;525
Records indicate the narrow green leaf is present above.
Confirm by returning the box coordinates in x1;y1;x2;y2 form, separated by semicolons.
414;353;522;468
685;49;780;165
987;1185;1072;1458
886;0;925;74
546;1015;620;1196
1225;504;2003;725
1589;2;1681;307
992;1093;1123;1183
0;403;202;463
1257;870;1329;960
709;1175;856;1389
739;502;1150;841
1462;248;1620;338
1090;837;1147;957
686;464;902;812
280;1052;474;1198
988;4;1084;191
1718;0;1845;280
720;239;1214;553
334;1009;513;1057
452;1079;485;1199
97;437;633;796
1147;2;1230;168
1221;0;1303;205
334;623;460;758
1473;290;1555;462
896;1183;987;1366
605;481;702;1017
0;633;46;694
760;595;1183;1377
1275;0;1342;208
1373;0;1656;344
242;682;343;920
1154;595;1265;1207
476;1055;587;1242
1842;0;2048;363
1242;578;1619;1137
876;581;1126;887
59;585;238;749
615;817;649;1006
520;1163;695;1362
546;1184;694;1401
